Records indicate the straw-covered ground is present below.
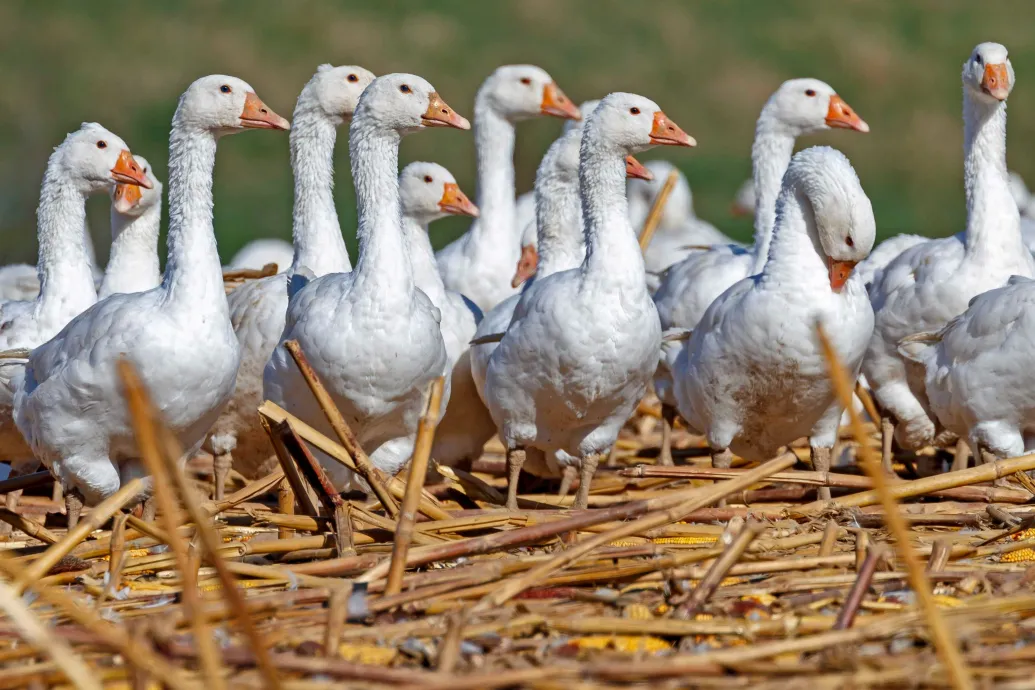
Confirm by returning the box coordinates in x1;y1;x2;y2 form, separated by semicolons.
1;328;1035;689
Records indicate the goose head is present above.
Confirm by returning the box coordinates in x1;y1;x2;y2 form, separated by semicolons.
111;155;162;216
174;75;290;135
54;123;152;195
479;65;580;122
963;42;1013;103
765;78;869;135
399;161;478;227
587;93;695;155
298;64;376;124
355;73;470;134
786;146;875;292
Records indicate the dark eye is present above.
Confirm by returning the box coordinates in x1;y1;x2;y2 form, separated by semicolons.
629;107;640;115
142;167;147;174
96;140;107;149
846;235;854;247
423;175;433;183
805;89;816;97
520;77;532;86
220;84;232;94
975;54;983;65
347;74;358;83
400;84;411;94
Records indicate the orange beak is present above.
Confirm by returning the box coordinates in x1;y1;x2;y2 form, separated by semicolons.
650;111;696;147
511;243;539;288
981;63;1011;101
625;156;653;180
439;182;479;217
112;182;143;214
540;82;581;120
240;91;291;130
422;92;471;130
111;150;153;189
825;95;869;133
829;258;858;292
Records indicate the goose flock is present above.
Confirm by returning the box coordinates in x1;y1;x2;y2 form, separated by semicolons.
2;42;1035;525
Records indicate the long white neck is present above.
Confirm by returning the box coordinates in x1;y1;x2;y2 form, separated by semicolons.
580;139;645;286
160;127;227;312
288;109;351;276
99;202;162;299
33;172;97;322
962;91;1024;258
761;186;830;292
349;119;410;297
469;100;517;250
402;214;448;306
750;112;797;274
535;173;583;279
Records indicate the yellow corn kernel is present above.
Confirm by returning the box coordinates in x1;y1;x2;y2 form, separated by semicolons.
608;539;645;547
338;644;397;666
1001;547;1035;563
623;604;654;620
570;635;670;653
1011;528;1035;541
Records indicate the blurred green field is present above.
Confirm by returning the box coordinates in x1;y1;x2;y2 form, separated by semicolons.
2;0;1033;265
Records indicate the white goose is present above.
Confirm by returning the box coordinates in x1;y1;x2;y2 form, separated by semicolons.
864;43;1035;460
627;159;736;291
13;75;289;523
0;125;151;522
397;162;494;466
670;146;875;499
435;65;580;312
511;99;602;284
205;65;374;496
264;74;470;490
98;156;163;299
901;275;1035;464
484;93;694;510
651;79;868;464
1006;171;1035;254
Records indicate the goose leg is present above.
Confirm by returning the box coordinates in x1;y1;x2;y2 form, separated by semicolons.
658;404;677;467
881;416;895;476
811;446;833;501
980;448;1010;488
1;466;25;537
573;454;600;510
51;481;63;504
505;447;526;511
65;489;84;529
952;439;970;473
557;465;577;499
213;452;232;501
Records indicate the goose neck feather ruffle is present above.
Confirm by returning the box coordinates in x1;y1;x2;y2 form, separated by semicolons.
264;74;466;490
12;75;288;507
864;42;1035;451
670;146;875;476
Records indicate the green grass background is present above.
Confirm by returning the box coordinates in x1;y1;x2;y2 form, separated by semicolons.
2;0;1033;264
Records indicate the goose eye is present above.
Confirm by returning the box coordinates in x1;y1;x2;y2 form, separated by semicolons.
400;84;411;94
805;89;816;97
520;77;532;86
975;54;983;65
629;107;640;115
220;84;232;94
142;167;147;174
423;175;433;183
96;140;107;149
846;235;855;247
347;73;358;83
